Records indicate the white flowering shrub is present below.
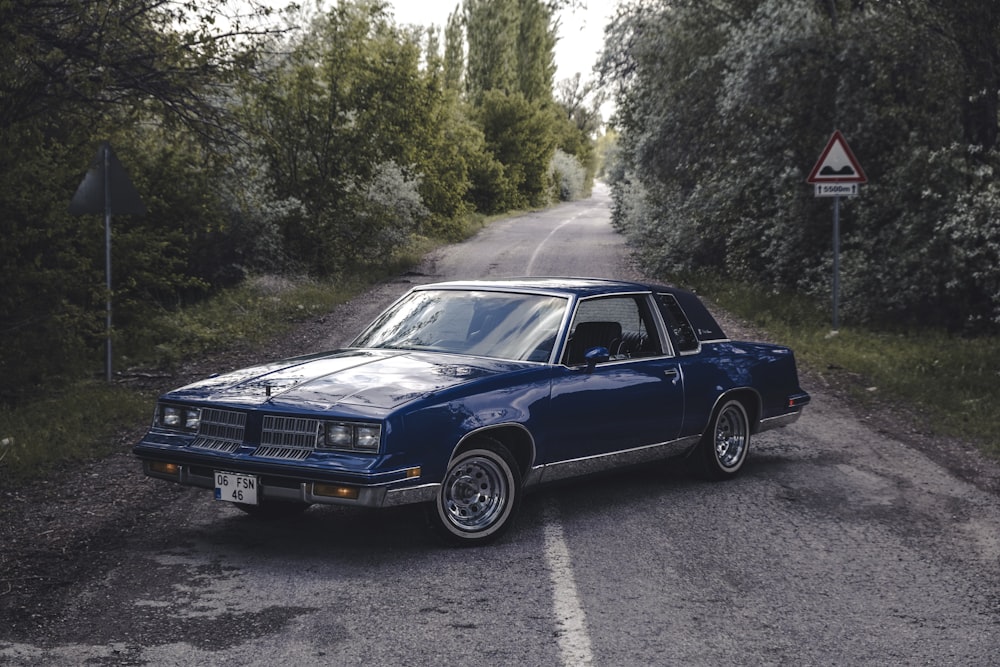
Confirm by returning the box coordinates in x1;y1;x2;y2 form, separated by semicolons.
342;160;429;262
218;151;305;278
550;149;587;201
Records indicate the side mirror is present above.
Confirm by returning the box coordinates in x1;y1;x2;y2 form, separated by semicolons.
584;346;610;372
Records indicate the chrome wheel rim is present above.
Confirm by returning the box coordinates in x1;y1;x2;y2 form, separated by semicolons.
715;405;748;470
442;454;508;532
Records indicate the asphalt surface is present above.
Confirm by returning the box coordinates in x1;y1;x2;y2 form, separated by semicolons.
2;184;999;665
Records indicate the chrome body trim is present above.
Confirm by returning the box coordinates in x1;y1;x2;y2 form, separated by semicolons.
757;409;803;433
526;435;701;486
382;483;441;507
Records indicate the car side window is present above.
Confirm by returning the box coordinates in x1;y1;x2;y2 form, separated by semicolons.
562;295;662;365
655;293;700;353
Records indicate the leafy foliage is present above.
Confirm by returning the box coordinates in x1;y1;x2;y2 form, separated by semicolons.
0;0;599;402
601;0;1000;332
477;89;559;209
460;0;582;210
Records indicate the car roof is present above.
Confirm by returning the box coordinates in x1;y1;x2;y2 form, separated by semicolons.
414;277;727;341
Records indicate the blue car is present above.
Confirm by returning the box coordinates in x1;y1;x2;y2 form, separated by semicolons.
134;278;810;545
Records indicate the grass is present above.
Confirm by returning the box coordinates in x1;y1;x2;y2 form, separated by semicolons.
133;274;364;369
682;273;1000;456
0;383;152;485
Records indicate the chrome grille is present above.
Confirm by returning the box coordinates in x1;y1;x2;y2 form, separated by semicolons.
261;415;320;449
198;408;246;442
252;446;312;461
191;437;241;453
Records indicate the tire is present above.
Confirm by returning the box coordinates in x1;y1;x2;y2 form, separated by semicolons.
698;399;750;480
234;500;311;519
428;440;522;546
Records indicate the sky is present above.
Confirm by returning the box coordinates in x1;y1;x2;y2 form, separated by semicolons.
387;1;618;86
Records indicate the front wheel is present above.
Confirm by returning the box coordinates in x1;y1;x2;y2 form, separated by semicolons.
697;399;750;480
428;440;522;546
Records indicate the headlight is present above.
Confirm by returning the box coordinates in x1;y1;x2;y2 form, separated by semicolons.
355;425;381;452
155;403;201;433
321;421;382;453
325;423;354;448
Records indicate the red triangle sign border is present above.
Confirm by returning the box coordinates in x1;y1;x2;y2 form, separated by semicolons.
807;130;867;184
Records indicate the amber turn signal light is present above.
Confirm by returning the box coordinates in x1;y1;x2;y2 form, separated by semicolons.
313;483;360;500
148;461;180;478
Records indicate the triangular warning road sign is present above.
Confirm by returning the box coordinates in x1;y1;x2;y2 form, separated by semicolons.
807;130;867;184
69;141;146;216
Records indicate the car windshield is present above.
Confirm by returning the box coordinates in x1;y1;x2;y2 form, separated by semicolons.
351;289;568;362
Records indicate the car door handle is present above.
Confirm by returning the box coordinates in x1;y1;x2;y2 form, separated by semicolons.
664;368;680;384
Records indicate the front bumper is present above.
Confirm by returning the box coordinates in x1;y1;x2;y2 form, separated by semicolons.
142;459;440;508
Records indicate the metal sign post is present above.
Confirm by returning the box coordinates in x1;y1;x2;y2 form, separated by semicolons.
69;142;146;382
807;131;866;332
832;195;840;330
103;146;113;382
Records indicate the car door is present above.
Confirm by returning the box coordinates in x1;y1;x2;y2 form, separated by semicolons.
544;293;686;463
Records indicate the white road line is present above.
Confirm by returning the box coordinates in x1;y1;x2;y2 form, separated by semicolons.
526;217;576;276
525;203;601;275
543;501;594;666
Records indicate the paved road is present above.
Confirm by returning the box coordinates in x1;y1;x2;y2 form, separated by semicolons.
3;185;999;665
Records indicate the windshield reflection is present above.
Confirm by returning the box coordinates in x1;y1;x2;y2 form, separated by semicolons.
351;290;568;363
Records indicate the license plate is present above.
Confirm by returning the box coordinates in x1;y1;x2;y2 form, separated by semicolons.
214;471;258;505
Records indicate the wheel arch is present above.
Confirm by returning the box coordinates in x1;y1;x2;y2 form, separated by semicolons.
453;424;535;479
709;388;762;433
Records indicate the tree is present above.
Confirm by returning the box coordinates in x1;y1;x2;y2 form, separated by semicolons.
600;0;1000;330
0;0;279;394
516;0;558;103
464;0;520;104
461;0;568;209
477;89;558;208
444;5;465;92
0;0;281;138
919;1;1000;153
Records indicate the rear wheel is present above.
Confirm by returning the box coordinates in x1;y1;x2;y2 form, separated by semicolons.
698;399;750;480
428;439;522;546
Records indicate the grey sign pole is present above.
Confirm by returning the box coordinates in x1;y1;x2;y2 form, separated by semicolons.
69;141;146;382
832;195;840;332
103;145;113;382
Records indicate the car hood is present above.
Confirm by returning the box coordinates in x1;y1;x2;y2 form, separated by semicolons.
163;349;530;412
